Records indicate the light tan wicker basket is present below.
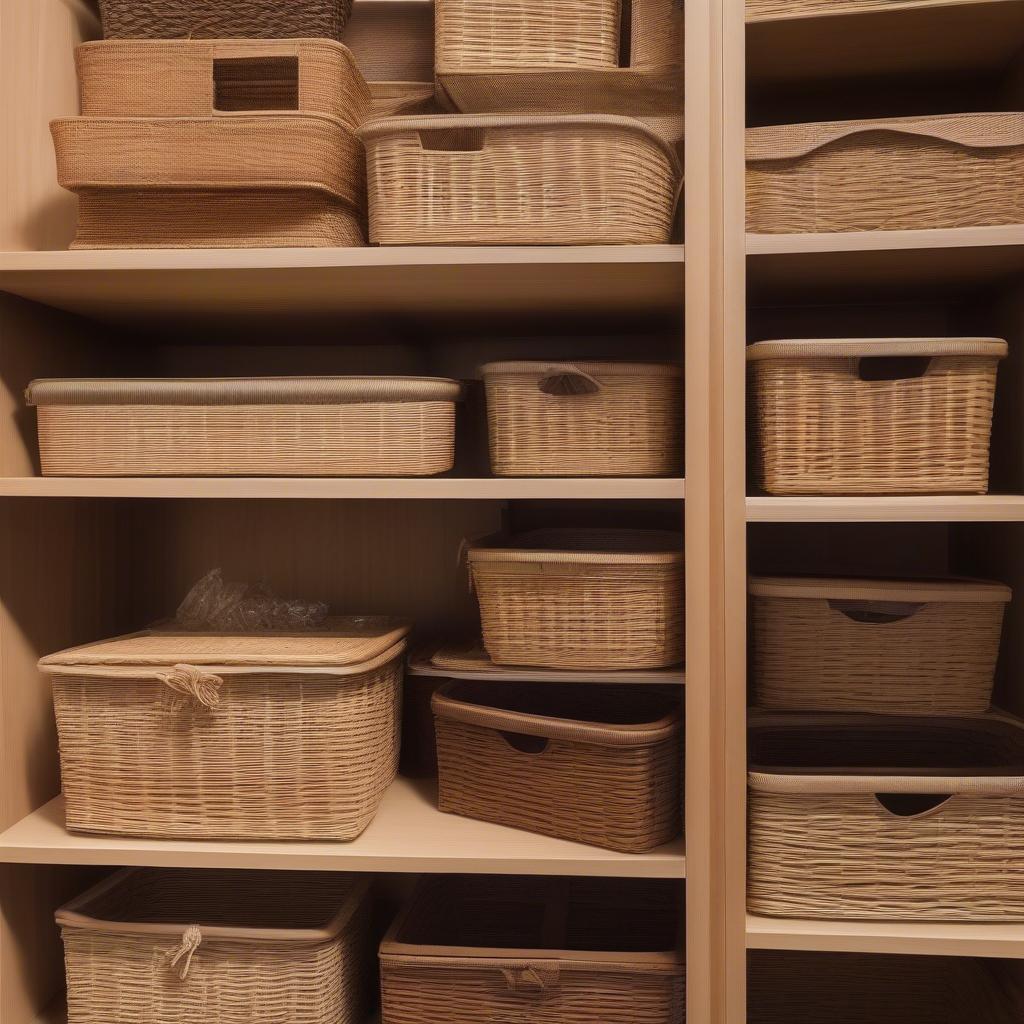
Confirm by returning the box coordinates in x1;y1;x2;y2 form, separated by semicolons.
468;529;685;670
380;876;686;1024
746;0;1004;21
51;113;365;249
58;869;371;1024
433;681;682;852
747;338;1006;495
747;113;1024;233
751;576;1010;715
27;377;462;477
482;361;683;477
358;114;681;245
748;712;1024;921
39;619;408;840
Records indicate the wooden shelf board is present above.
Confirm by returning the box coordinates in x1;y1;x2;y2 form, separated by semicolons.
746;495;1024;523
0;784;686;879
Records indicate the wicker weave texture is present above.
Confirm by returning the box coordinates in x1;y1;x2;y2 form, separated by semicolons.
747;0;992;20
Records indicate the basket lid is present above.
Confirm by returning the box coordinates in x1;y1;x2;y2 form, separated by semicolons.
480;361;682;378
748;575;1011;603
468;528;684;566
746;338;1008;361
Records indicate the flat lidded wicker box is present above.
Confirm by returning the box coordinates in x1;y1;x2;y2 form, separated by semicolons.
747;113;1024;233
751;576;1011;715
358;114;682;245
748;713;1024;921
481;361;683;477
26;377;462;477
468;529;685;670
433;681;682;852
58;869;372;1024
380;876;686;1024
39;619;408;840
747;338;1007;495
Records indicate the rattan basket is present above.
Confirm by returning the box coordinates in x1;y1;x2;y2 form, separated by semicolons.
751;576;1010;715
58;869;371;1024
747;113;1024;233
433;681;682;852
39;619;407;840
748;338;1006;495
747;0;1003;21
468;529;685;670
51;113;365;248
358;114;681;245
748;712;1024;921
27;377;462;477
380;876;686;1024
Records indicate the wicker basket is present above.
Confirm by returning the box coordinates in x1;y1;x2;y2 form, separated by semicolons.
747;0;1001;21
482;361;682;477
380;876;686;1024
751;576;1010;715
358;114;681;245
748;338;1006;495
748;712;1024;921
433;681;682;852
51;114;365;249
39;619;407;840
468;529;684;670
58;869;371;1024
27;377;462;477
747;113;1024;233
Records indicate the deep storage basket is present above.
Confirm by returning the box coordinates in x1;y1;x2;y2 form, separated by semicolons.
482;361;683;477
27;377;462;477
58;869;371;1024
747;338;1006;495
748;713;1024;921
747;113;1024;233
468;529;685;670
39;619;407;840
380;876;686;1024
358;114;681;245
750;576;1010;715
433;681;682;851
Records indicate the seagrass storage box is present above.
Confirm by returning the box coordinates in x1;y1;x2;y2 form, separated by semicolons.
748;713;1024;921
27;377;462;477
750;576;1011;715
358;114;681;245
468;529;685;670
481;361;683;477
380;876;686;1024
748;338;1007;495
433;681;682;851
58;869;372;1024
747;113;1024;233
39;619;408;840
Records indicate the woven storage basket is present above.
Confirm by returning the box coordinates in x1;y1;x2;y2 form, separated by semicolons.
380;876;686;1024
748;338;1006;495
747;0;1002;21
358;114;681;245
39;619;407;840
747;113;1024;233
468;529;684;670
58;869;371;1024
748;712;1024;921
751;576;1010;715
51;113;365;248
433;681;682;852
482;361;682;477
27;377;462;477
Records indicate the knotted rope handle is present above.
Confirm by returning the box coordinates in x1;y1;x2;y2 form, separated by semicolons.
537;364;603;396
166;926;202;980
157;664;224;710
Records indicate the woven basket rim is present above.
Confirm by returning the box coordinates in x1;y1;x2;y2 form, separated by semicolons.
748;575;1011;603
468;528;684;566
481;360;682;378
746;337;1008;361
77;37;360;58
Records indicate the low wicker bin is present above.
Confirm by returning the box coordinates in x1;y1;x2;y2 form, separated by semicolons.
433;681;682;852
358;114;681;245
748;338;1006;495
27;377;462;477
748;713;1024;921
482;361;683;477
58;869;371;1024
468;529;684;670
39;619;407;840
380;876;685;1024
747;113;1024;233
751;576;1010;715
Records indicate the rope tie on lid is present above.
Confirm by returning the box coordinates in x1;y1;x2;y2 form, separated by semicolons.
158;664;223;709
166;926;203;980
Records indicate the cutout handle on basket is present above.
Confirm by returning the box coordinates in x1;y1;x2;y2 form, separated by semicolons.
857;356;933;382
419;127;486;152
537;365;603;396
158;664;224;710
165;926;202;980
500;964;560;995
875;793;954;818
828;599;925;624
213;56;300;112
499;731;550;755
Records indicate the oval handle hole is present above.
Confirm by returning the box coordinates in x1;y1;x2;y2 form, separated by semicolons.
876;793;953;818
828;599;925;624
213;56;299;111
499;732;550;755
857;356;932;382
419;128;485;152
